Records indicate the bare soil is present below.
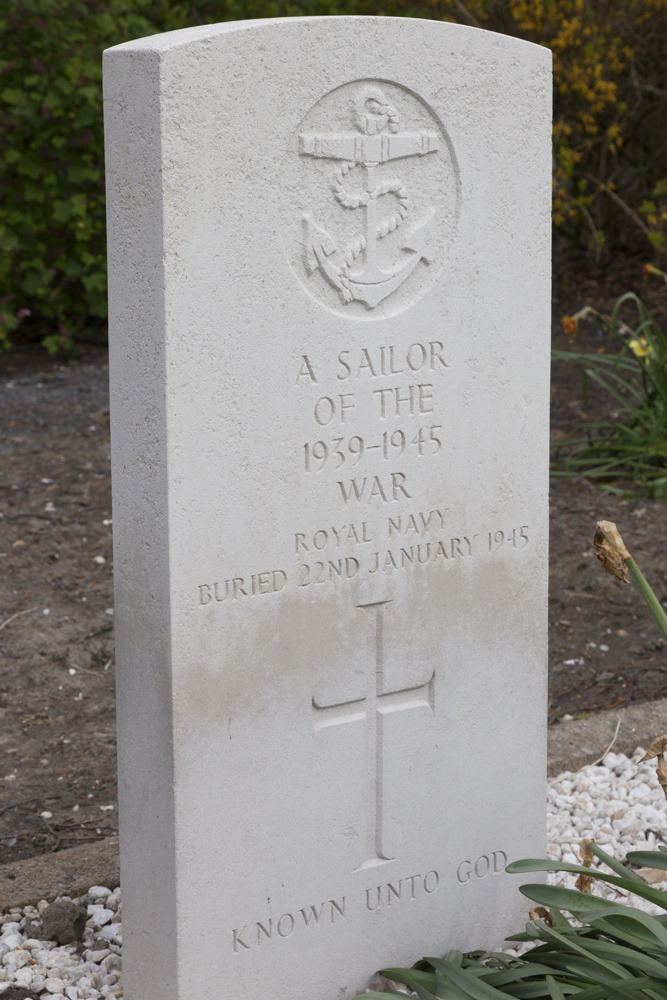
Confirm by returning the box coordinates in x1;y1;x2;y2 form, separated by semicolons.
1;235;666;864
0;350;117;864
549;236;667;720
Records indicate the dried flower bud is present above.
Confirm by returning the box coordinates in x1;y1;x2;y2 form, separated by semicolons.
594;520;630;583
579;838;595;867
575;872;593;893
639;735;667;803
574;838;595;893
657;757;667;803
639;734;667;763
529;906;554;926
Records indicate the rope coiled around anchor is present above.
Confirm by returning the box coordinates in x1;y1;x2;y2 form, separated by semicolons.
331;160;410;302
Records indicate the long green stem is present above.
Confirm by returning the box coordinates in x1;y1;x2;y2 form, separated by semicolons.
626;557;667;642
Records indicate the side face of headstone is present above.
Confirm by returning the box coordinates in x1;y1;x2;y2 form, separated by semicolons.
104;17;551;1000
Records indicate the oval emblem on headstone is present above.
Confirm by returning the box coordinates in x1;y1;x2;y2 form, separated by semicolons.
283;79;460;319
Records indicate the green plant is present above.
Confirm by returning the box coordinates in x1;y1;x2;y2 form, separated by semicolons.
552;292;667;498
0;0;188;352
501;0;667;263
354;842;667;1000
593;519;667;643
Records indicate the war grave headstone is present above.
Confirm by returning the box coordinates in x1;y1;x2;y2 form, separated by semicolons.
103;16;552;1000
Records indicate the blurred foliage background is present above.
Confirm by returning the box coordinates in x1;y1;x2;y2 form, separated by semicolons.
1;0;667;351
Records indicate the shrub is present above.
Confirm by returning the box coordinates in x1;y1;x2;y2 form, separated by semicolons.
0;0;188;352
496;0;667;261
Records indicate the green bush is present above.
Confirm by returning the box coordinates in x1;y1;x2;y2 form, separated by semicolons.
0;0;188;352
485;0;667;261
2;0;667;351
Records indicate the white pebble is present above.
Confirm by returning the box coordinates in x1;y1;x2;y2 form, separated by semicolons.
547;747;667;915
87;906;115;927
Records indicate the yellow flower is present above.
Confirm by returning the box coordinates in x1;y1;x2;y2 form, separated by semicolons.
629;336;651;360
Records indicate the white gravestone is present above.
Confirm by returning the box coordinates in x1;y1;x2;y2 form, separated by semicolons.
104;17;551;1000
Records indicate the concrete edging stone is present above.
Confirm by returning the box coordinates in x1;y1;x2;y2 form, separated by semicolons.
0;838;119;910
547;697;667;777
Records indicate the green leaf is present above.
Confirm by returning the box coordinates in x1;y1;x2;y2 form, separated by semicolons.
503;984;580;998
519;884;667;948
508;861;667;910
572;979;667;1000
627;853;667;871
574;937;667;979
524;951;625;981
381;968;438;997
428;958;531;1000
545;975;566;1000
519;883;627;912
523;923;633;978
436;971;479;1000
483;966;576;987
588;843;648;884
591;914;667;951
385;972;439;1000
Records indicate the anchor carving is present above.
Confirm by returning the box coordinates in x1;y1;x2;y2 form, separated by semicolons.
299;87;438;308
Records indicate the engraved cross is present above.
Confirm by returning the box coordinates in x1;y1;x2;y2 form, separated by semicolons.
312;600;434;871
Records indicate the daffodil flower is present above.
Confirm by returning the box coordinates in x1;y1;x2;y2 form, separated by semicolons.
628;336;652;360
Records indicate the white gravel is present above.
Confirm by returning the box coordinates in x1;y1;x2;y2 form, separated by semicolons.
0;886;121;998
0;747;665;998
547;745;667;914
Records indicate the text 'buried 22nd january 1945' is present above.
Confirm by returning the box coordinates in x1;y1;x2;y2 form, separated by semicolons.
197;522;529;604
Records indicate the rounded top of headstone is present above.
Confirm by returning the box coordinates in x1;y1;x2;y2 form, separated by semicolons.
103;15;553;62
